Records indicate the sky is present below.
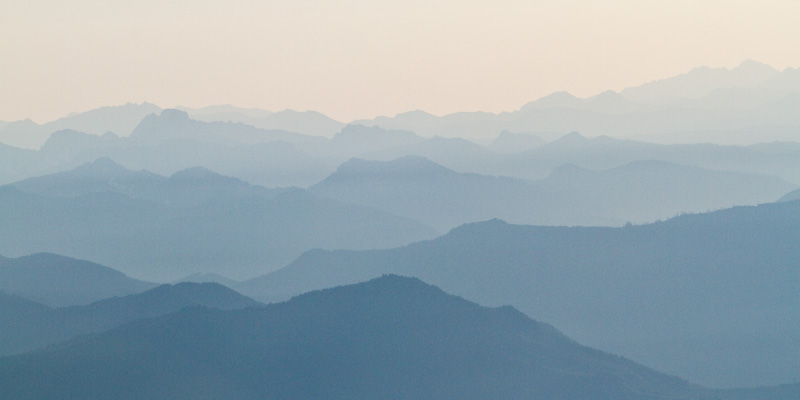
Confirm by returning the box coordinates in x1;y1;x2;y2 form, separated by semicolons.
2;0;799;123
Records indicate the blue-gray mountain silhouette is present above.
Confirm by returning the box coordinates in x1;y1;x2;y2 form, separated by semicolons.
2;275;782;400
8;157;279;207
0;164;439;281
0;253;155;307
310;155;792;229
238;201;800;388
352;61;800;144
2;108;798;190
0;282;260;357
0;102;161;149
488;130;546;153
778;187;800;202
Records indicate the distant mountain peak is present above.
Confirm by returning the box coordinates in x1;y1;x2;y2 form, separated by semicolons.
335;156;449;177
159;108;190;120
589;90;626;102
395;109;436;119
169;166;227;181
734;59;777;73
521;91;583;110
550;131;587;145
73;157;131;176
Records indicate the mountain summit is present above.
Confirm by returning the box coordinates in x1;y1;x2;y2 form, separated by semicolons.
0;275;724;400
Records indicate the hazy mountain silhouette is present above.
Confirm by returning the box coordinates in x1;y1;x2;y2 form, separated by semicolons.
7;157;283;208
0;168;439;280
778;188;800;202
350;61;800;145
761;66;800;92
488;131;546;153
129;109;324;148
1;275;767;400
532;159;792;225
310;156;793;229
175;106;345;138
6;157;294;204
0;253;155;307
176;104;274;126
328;124;424;155
620;59;780;103
0;282;260;356
239;201;800;387
0;141;35;185
491;132;800;184
0;102;161;149
520;90;650;114
310;156;542;231
175;272;239;287
258;109;346;137
0;110;338;187
3;104;799;188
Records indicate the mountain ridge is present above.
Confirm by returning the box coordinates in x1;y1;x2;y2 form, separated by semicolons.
0;275;746;400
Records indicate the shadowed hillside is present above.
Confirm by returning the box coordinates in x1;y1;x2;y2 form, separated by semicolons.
0;275;757;400
239;201;800;387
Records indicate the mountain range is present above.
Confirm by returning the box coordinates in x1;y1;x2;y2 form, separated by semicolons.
311;155;792;229
0;253;155;307
2;106;799;191
353;60;800;144
3;275;792;400
0;160;438;281
238;201;800;388
0;281;260;357
0;102;161;149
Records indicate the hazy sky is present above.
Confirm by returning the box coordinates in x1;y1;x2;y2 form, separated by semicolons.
2;0;799;123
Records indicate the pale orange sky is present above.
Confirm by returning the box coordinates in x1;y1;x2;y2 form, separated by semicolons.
2;0;799;123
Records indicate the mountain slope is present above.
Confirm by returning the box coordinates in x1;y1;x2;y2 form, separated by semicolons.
497;133;800;184
311;156;540;231
778;188;800;202
0;253;155;307
0;282;260;356
620;60;780;103
0;275;735;400
0;103;160;149
6;157;280;207
311;156;793;229
0;175;439;280
129;109;322;148
239;201;800;387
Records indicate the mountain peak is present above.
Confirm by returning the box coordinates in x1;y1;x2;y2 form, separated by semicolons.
734;59;777;73
169;166;227;181
73;157;131;176
395;109;436;119
334;156;450;177
294;274;441;302
550;131;587;145
521;91;583;110
158;108;190;120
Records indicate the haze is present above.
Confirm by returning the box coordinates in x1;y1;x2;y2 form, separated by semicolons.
2;0;799;123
